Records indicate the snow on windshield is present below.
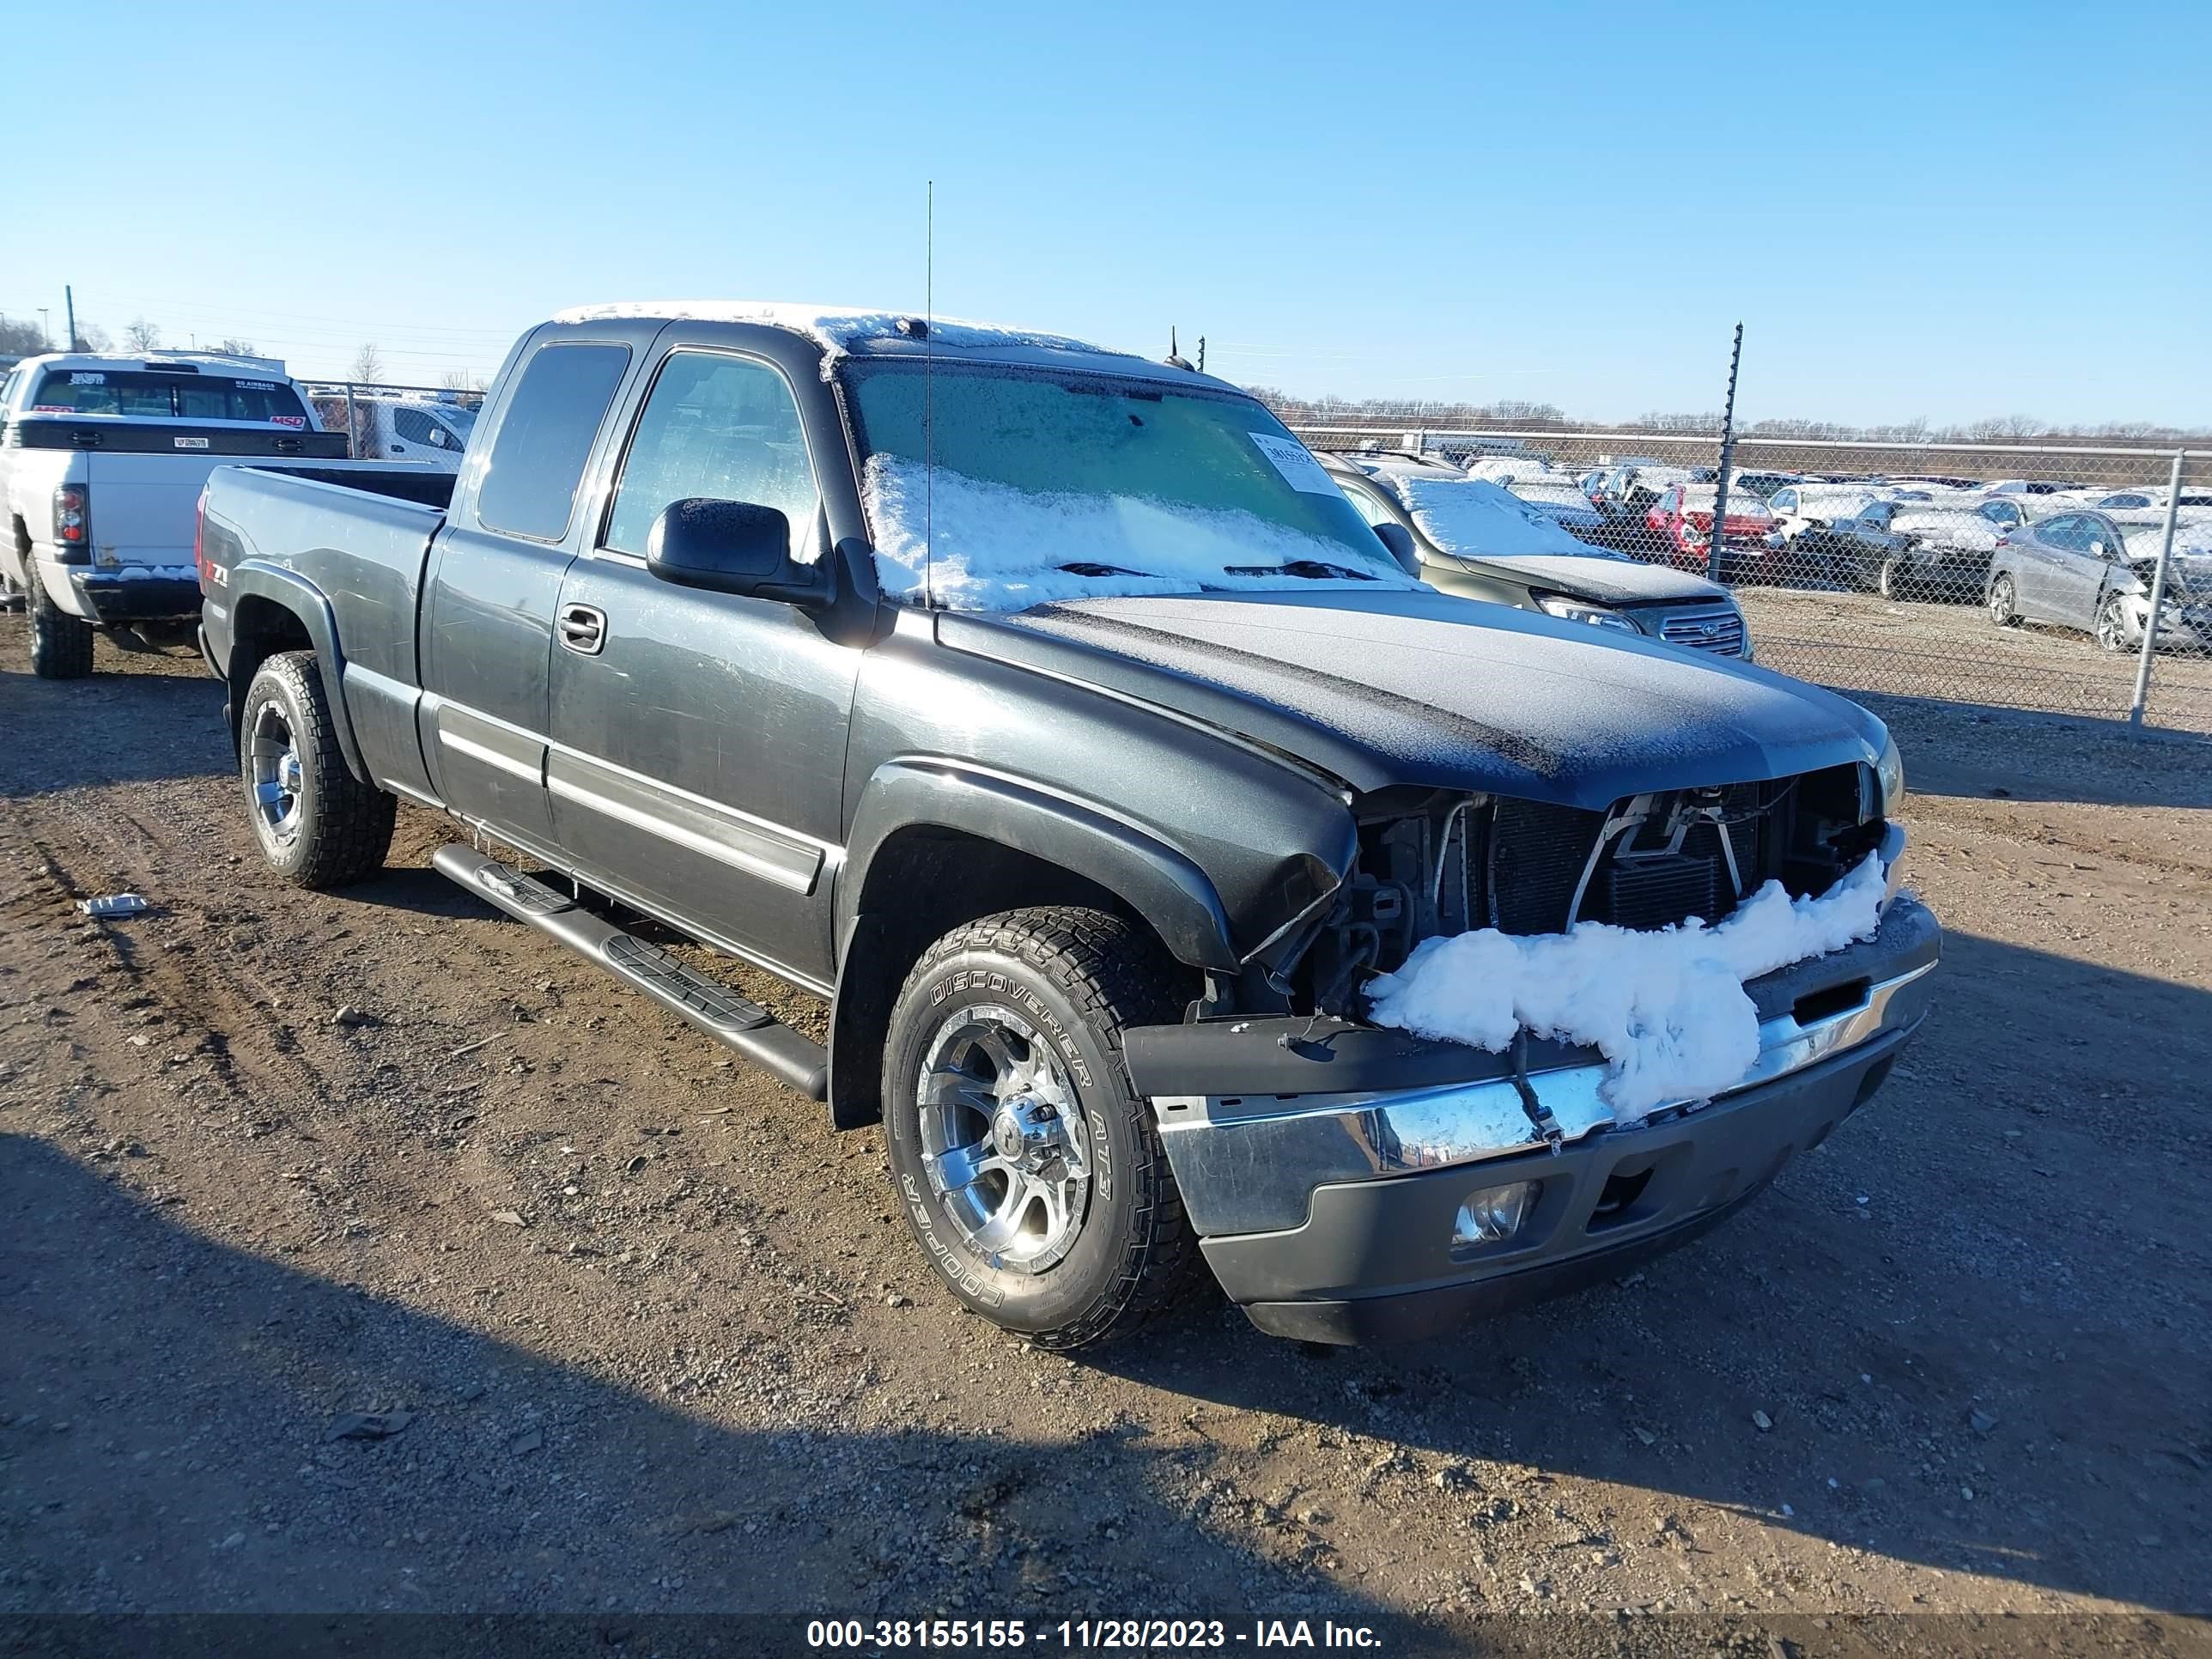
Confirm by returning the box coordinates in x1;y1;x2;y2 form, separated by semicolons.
863;455;1422;611
1367;853;1889;1121
1379;471;1595;558
849;362;1419;611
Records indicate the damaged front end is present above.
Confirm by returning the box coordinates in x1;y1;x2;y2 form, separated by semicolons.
1125;751;1937;1342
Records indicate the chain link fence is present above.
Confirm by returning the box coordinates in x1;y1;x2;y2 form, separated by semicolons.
1285;420;2211;734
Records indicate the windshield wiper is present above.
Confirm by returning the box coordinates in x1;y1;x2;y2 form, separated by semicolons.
1222;560;1380;581
1056;562;1157;579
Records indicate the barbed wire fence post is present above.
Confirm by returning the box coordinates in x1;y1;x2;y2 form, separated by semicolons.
1708;324;1743;586
2126;448;2188;730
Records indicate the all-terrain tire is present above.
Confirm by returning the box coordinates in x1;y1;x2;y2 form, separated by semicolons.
882;906;1199;1350
239;650;396;888
26;563;95;679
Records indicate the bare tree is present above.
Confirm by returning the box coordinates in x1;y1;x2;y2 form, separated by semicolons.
0;317;47;355
440;368;487;392
124;318;163;352
350;343;386;385
71;320;112;352
214;337;258;356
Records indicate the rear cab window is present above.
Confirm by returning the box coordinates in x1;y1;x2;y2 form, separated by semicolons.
29;368;311;426
476;343;634;542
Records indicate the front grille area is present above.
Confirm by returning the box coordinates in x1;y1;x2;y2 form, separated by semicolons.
1657;606;1746;656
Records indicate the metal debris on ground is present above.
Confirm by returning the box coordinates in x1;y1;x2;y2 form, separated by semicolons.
77;895;151;918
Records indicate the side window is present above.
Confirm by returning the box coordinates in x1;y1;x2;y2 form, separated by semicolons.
477;343;633;543
1771;489;1797;513
604;350;819;560
393;405;441;446
1338;480;1399;530
2039;515;2082;550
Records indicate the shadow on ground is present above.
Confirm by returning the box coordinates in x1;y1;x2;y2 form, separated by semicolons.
1091;926;2211;1620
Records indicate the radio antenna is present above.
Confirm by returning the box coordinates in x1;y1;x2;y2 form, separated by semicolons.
924;179;935;611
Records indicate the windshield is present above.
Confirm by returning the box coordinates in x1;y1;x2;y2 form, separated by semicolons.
29;368;309;426
844;361;1415;611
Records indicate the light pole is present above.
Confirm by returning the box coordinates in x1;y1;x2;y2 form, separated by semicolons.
38;308;52;349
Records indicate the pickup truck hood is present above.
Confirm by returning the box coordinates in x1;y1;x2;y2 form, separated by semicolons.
1457;552;1729;606
945;588;1886;810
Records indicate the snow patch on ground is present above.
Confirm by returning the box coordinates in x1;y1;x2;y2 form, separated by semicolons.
550;301;1141;380
1365;854;1889;1121
862;455;1422;611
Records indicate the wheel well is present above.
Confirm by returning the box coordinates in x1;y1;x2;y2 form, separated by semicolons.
826;827;1196;1130
225;596;315;754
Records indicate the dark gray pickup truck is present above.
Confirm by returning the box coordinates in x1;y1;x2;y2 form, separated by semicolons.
196;304;1936;1348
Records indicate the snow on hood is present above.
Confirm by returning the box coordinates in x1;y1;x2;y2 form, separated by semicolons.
860;455;1422;611
975;589;1887;805
1382;473;1595;559
1366;853;1889;1121
550;301;1146;380
1468;553;1727;605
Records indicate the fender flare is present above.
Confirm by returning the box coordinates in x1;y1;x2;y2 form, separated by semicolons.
226;559;371;784
838;759;1241;974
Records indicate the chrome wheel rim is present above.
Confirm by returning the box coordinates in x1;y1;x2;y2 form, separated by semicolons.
248;700;305;846
1988;579;2012;624
917;1002;1091;1273
2097;599;2128;652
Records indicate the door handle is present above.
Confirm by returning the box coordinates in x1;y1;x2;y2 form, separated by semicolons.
557;604;606;655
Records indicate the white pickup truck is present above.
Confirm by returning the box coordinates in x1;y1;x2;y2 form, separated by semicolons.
0;350;354;678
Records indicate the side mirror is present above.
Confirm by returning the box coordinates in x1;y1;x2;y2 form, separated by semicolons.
647;497;817;600
2089;540;2108;559
1371;520;1420;574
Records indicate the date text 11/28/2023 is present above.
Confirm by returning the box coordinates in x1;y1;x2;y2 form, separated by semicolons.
805;1618;1384;1650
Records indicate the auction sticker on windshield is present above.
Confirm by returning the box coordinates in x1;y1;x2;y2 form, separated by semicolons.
1249;432;1340;495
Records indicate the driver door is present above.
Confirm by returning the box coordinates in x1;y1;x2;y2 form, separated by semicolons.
545;344;860;988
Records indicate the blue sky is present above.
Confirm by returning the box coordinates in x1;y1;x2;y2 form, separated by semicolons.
7;0;2205;428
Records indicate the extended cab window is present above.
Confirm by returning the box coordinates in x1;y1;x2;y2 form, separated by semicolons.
477;343;632;543
393;405;444;446
605;351;817;558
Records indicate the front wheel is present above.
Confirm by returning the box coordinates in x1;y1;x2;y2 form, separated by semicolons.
26;563;94;679
2095;594;2133;653
882;907;1199;1350
239;650;396;887
1987;574;2020;627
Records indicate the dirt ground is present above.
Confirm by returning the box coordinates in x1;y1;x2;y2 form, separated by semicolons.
1740;586;2212;734
2;622;2208;1656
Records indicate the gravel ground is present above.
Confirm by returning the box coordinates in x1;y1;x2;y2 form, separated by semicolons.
1740;586;2212;733
2;623;2208;1656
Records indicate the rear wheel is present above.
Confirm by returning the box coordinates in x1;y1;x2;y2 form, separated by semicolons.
1877;558;1912;602
1987;574;2020;627
882;907;1198;1350
26;564;94;679
239;650;395;887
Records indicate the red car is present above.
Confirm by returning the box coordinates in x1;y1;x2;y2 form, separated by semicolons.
1644;483;1781;581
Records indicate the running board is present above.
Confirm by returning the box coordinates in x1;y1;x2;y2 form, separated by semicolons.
432;843;829;1100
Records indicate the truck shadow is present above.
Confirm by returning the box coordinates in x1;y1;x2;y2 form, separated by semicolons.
1094;927;2211;1618
0;1132;1418;1638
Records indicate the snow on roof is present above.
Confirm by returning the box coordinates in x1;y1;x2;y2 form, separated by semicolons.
1367;852;1889;1121
12;349;292;379
550;301;1155;380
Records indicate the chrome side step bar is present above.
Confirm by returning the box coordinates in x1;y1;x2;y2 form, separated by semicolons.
432;843;829;1100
